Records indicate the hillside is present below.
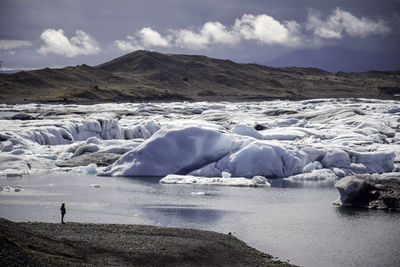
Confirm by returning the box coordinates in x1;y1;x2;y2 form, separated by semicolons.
0;50;399;103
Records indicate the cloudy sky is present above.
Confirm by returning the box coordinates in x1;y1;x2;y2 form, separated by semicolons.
1;0;399;72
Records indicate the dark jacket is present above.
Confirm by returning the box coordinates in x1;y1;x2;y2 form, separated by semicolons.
60;205;66;215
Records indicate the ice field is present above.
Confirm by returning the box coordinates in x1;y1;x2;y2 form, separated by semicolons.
0;98;399;181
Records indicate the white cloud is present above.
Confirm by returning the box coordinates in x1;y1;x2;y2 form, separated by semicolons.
173;28;210;49
114;9;392;52
202;22;238;44
0;40;32;50
233;14;289;44
38;29;100;57
114;35;144;52
139;27;170;47
115;27;170;52
173;21;238;49
306;8;391;39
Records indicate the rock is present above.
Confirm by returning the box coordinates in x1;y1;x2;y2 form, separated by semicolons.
72;144;100;158
11;113;36;120
335;174;400;210
56;152;121;167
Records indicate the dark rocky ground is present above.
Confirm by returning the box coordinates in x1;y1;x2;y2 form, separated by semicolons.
0;218;295;266
1;50;399;104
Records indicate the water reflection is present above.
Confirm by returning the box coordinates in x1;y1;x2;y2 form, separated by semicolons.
335;205;400;218
271;178;337;188
140;204;229;225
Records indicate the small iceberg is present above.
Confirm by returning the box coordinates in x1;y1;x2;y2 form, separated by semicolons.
160;174;271;187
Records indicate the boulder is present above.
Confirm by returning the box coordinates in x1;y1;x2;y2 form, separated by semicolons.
335;174;400;210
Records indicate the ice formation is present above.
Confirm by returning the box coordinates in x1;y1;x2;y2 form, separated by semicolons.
0;99;398;183
160;174;271;187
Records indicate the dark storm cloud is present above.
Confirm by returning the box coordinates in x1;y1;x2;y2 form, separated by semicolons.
0;0;399;72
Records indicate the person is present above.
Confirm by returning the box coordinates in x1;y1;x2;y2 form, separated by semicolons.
60;203;66;224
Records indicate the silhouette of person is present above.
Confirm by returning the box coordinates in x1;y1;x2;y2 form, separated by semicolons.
60;203;66;224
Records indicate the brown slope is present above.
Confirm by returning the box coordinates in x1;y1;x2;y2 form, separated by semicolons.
1;50;400;103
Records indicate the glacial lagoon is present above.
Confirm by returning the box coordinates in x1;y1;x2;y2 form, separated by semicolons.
1;173;399;267
1;99;400;266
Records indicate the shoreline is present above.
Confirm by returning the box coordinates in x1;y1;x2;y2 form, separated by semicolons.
0;218;295;266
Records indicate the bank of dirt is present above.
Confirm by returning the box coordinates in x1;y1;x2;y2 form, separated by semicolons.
0;218;295;266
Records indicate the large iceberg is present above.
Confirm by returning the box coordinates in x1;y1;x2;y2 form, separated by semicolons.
100;127;234;176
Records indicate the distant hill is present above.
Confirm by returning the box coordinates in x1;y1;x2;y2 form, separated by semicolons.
1;50;399;103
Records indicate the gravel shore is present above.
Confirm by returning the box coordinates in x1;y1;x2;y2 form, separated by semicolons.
0;218;295;266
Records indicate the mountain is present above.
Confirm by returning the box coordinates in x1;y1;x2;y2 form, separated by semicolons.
1;50;399;103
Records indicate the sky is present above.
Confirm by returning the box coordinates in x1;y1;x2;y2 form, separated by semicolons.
0;0;399;72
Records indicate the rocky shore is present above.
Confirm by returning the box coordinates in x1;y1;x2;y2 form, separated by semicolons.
0;218;295;266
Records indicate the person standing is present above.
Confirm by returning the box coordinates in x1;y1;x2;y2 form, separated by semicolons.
60;203;66;224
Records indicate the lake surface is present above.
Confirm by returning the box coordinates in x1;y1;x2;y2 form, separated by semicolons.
1;173;399;267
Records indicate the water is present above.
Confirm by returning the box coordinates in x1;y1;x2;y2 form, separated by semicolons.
0;173;399;267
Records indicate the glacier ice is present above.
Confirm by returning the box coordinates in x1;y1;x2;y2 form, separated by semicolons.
100;127;234;176
0;99;398;181
160;174;271;187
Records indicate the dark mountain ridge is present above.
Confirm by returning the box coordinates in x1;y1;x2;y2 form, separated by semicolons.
1;50;399;103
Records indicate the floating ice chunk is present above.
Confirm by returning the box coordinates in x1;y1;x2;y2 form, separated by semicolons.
87;137;101;144
231;124;263;140
274;118;300;127
0;185;23;192
188;162;222;177
14;185;22;192
322;149;351;168
160;175;270;187
285;169;337;181
71;163;98;175
101;127;233;177
72;144;100;158
222;171;231;178
102;146;136;154
86;163;97;175
261;128;307;140
1;140;13;152
0;155;30;172
207;104;225;110
192;108;204;114
349;151;395;173
331;167;347;177
90;184;102;188
123;121;160;139
190;191;206;195
303;161;323;173
301;147;325;163
252;176;271;186
5;171;25;177
10;149;28;155
356;121;395;138
388;107;400;114
224;141;306;178
98;118;123;140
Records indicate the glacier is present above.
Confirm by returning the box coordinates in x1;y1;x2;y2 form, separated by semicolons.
0;99;399;183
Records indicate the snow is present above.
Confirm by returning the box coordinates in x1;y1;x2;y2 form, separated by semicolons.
0;99;398;182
